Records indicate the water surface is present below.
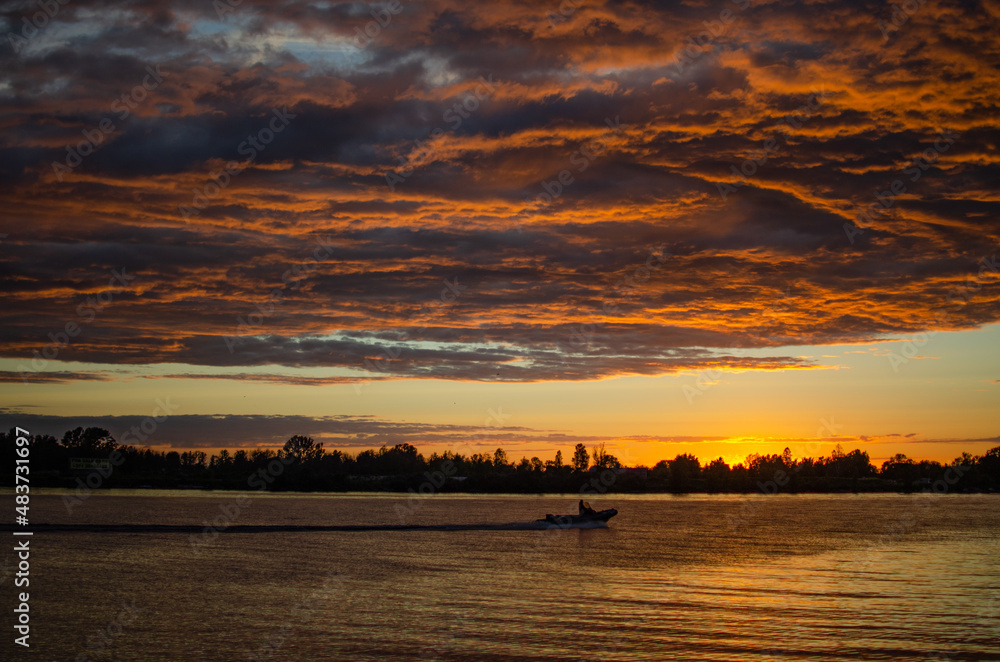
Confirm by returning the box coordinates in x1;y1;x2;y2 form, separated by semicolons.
5;491;998;661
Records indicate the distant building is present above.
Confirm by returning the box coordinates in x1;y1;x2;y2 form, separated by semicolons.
70;458;111;472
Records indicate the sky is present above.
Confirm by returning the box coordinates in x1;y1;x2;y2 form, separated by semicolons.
1;0;998;468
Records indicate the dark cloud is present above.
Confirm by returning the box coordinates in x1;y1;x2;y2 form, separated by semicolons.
0;370;116;384
0;410;602;451
0;0;998;382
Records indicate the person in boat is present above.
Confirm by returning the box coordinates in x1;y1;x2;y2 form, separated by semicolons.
578;500;597;516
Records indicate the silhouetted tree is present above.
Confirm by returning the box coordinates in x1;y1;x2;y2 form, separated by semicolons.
233;449;250;472
668;453;701;492
493;447;509;469
8;424;998;494
843;449;874;478
591;443;621;469
60;427;117;457
356;443;424;475
282;435;324;463
649;460;670;486
978;446;1000;489
212;449;232;470
704;457;730;491
880;453;919;487
180;451;207;471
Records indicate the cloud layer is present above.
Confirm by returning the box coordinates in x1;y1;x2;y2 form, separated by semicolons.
2;0;998;383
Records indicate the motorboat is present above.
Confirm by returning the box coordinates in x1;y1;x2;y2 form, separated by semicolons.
537;507;618;527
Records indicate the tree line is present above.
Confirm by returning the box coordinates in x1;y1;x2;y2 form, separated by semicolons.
3;426;998;493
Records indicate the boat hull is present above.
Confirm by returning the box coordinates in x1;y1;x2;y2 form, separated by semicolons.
538;508;618;526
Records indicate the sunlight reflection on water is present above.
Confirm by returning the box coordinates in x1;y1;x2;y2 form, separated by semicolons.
10;492;1000;661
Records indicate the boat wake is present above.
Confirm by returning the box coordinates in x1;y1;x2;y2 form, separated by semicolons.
1;522;595;534
538;520;610;529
